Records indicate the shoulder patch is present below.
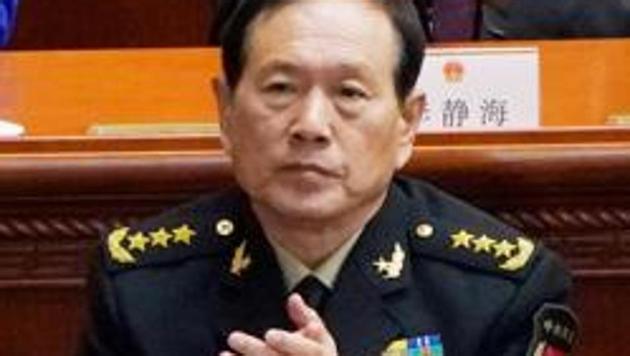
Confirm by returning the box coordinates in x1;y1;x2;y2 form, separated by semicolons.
527;304;579;356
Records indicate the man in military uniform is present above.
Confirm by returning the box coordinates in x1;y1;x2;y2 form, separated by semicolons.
80;1;578;355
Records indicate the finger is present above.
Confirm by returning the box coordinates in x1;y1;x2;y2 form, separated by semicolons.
285;294;338;351
287;293;321;329
219;352;236;356
287;294;336;346
301;320;326;340
303;320;338;351
265;328;324;355
227;331;277;356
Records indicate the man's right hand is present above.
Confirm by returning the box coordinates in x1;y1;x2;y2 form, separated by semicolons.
219;293;338;356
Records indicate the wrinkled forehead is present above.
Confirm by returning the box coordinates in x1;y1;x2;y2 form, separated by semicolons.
243;0;400;78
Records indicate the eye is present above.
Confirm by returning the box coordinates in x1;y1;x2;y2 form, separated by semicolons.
339;85;368;100
335;83;370;117
264;81;296;95
261;79;298;109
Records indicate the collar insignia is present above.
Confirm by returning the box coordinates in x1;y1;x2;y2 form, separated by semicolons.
373;243;406;280
230;240;252;277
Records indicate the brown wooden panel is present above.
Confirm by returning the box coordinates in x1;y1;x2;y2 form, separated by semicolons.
9;0;217;49
0;287;85;356
572;278;630;355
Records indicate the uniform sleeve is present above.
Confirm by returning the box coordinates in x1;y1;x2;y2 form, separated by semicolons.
477;247;577;356
77;247;137;356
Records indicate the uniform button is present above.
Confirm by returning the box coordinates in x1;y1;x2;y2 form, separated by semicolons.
415;223;434;239
215;218;235;237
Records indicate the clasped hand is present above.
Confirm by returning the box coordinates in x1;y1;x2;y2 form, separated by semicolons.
220;294;338;356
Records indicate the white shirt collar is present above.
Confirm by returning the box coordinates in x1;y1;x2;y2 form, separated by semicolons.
268;229;363;291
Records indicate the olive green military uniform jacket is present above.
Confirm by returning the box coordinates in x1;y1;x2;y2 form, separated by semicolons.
80;176;576;356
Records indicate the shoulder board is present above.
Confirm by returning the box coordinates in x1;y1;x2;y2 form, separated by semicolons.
102;188;249;273
400;178;539;280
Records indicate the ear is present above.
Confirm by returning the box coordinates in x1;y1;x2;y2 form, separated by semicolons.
212;75;235;155
395;90;425;170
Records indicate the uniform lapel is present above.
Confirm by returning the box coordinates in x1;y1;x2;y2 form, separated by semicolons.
212;200;291;350
325;256;404;355
325;182;436;355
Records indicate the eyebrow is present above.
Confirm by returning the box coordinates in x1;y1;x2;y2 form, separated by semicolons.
256;58;378;82
335;62;376;81
256;59;300;79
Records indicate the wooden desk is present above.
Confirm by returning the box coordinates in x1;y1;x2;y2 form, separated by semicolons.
1;40;630;136
0;49;221;135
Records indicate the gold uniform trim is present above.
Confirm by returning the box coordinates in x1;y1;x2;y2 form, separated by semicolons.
499;237;535;271
107;224;199;266
230;240;252;277
447;228;534;272
107;227;136;264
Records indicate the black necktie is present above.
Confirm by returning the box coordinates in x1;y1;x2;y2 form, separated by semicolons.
292;275;331;313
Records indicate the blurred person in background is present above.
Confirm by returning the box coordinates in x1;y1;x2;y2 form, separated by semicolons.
213;0;478;44
483;0;630;39
0;0;18;47
420;0;480;41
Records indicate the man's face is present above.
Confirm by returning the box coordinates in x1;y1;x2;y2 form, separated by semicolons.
219;0;423;221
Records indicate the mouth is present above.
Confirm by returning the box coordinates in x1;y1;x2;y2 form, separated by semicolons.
281;162;343;178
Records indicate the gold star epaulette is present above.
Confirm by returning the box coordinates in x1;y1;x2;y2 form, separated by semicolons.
409;221;538;278
100;188;254;272
105;223;200;269
448;228;535;272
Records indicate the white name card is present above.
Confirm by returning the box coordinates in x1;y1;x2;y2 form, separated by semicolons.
0;119;24;137
416;47;540;132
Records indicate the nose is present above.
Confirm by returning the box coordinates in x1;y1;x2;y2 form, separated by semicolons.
289;88;333;147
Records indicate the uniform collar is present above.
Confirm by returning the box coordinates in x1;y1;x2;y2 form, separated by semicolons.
268;228;363;290
214;179;433;354
322;181;428;355
350;182;419;295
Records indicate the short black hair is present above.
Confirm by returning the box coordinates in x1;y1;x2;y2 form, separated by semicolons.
219;0;426;100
